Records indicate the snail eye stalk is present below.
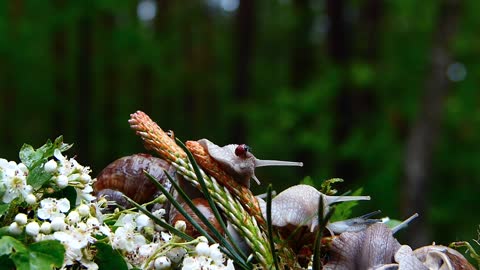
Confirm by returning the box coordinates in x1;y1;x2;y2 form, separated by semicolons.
235;144;250;157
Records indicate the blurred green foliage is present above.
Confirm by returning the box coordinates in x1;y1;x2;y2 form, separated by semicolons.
0;0;479;248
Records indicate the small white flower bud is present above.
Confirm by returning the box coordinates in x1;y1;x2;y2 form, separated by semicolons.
86;217;99;227
154;195;167;204
51;217;66;231
79;174;91;183
195;242;210;256
77;222;87;231
44;160;57;173
67;211;80;224
154;256;171;269
40;222;52;234
25;194;37;205
174;220;186;232
8;222;22;235
197;236;208;243
77;204;90;217
25;222;40;236
14;213;28;225
136;214;153;230
55;175;69;188
209;244;224;264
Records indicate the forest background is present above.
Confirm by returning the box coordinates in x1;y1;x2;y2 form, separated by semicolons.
0;0;478;249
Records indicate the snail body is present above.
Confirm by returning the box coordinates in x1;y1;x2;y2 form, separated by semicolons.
94;154;176;209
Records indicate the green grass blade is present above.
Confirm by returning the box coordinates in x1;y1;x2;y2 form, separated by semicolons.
266;184;280;270
142;172;215;243
175;139;249;259
144;171;250;269
162;171;250;267
312;197;335;270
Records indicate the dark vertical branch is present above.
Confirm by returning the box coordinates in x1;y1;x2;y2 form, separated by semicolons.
154;0;170;34
231;0;255;143
100;12;117;157
76;12;93;162
403;0;462;247
2;0;23;156
326;0;350;64
290;0;314;173
359;0;383;60
290;0;314;89
326;0;356;179
52;0;67;136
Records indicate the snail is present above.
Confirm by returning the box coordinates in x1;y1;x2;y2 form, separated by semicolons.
254;184;373;264
93;153;224;238
323;222;475;270
93;154;176;211
258;184;372;233
195;139;303;187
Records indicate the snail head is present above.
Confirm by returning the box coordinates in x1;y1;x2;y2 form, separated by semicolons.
198;139;303;187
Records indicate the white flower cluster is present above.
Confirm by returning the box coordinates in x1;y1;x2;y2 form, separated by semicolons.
49;149;96;203
0;159;33;204
111;212;178;269
2;150;109;270
1;144;237;270
181;241;235;270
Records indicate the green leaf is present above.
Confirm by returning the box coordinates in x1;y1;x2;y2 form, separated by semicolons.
320;178;344;196
94;242;128;270
300;176;315;186
0;237;65;270
331;188;363;222
26;165;53;190
0;203;10;218
0;254;15;269
19;136;73;172
19;144;42;169
0;236;27;255
27;240;65;267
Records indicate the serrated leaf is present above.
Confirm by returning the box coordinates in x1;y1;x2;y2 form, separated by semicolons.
20;137;72;172
19;144;41;169
53;136;72;153
320;178;344;196
94;242;128;270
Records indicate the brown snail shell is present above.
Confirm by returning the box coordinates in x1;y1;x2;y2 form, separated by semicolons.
94;154;176;209
169;198;224;239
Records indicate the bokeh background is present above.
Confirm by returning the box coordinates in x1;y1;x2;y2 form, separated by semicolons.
0;0;478;249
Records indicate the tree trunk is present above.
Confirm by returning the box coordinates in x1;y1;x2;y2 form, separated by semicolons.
2;0;23;156
52;0;67;137
231;0;255;143
76;12;93;163
403;0;462;247
326;0;356;180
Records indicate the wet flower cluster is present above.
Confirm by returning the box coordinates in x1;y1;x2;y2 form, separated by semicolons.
0;139;234;270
